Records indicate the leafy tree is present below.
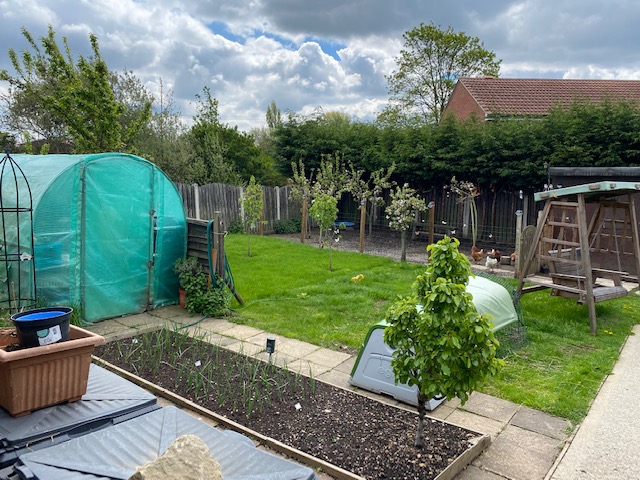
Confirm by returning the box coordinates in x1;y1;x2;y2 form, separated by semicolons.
385;183;426;261
186;87;243;185
240;176;264;257
290;159;313;243
346;162;396;252
384;22;501;124
311;153;348;200
266;100;282;130
308;193;338;271
1;25;150;152
384;236;502;447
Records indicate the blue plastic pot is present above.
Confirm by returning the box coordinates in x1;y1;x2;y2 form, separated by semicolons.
11;307;72;348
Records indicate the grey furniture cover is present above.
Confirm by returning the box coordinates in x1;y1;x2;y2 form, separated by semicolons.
9;406;317;480
0;364;158;469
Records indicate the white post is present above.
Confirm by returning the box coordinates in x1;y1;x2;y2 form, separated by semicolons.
193;183;200;220
275;186;281;220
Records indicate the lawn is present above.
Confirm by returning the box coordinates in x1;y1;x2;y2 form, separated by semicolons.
225;233;640;424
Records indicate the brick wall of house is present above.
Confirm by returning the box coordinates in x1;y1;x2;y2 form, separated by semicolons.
442;83;486;121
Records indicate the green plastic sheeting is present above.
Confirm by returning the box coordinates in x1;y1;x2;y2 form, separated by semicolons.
5;153;187;322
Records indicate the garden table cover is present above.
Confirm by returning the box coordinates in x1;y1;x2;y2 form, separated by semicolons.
9;406;317;480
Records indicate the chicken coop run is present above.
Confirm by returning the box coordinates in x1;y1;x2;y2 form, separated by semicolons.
349;275;521;409
5;153;187;322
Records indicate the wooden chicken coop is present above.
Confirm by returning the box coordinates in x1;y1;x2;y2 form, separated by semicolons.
516;181;640;334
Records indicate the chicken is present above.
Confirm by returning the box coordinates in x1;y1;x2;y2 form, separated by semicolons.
485;249;499;272
470;245;484;264
510;252;516;264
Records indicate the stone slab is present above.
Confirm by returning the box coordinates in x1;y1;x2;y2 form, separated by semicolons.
301;347;352;369
333;356;356;375
219;324;265;340
281;359;331;377
456;465;507;480
511;406;571;440
462;391;519;424
446;410;505;438
476;424;563;480
315;369;351;389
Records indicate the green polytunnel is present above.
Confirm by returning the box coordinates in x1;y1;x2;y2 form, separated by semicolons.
5;153;187;322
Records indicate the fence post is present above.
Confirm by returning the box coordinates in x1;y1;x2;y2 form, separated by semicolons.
239;187;245;226
193;183;200;220
275;186;281;221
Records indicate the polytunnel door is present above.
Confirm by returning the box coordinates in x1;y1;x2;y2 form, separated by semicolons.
81;159;154;321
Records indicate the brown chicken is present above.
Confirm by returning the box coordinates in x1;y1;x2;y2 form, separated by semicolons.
470;245;484;264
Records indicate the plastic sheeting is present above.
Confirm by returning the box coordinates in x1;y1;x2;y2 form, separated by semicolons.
0;364;158;468
9;406;317;480
466;275;518;331
5;154;187;322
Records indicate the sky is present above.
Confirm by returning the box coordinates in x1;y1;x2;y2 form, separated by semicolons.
1;0;640;132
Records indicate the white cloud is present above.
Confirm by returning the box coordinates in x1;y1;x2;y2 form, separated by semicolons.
1;0;640;132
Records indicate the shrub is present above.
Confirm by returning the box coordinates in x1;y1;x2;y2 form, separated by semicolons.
174;257;230;317
227;221;245;234
274;218;301;234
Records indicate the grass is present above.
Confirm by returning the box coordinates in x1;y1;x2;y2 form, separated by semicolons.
224;233;640;425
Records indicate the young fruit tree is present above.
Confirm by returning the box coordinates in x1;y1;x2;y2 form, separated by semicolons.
239;176;263;257
384;236;503;448
308;193;338;271
385;183;426;262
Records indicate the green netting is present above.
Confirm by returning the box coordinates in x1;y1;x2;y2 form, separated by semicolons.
9;153;187;322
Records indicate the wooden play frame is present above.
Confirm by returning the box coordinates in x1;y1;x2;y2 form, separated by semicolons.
516;181;640;334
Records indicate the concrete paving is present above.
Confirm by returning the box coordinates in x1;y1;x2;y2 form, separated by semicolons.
88;305;577;480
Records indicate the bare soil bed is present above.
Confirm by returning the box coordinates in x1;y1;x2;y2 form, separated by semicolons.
94;332;481;480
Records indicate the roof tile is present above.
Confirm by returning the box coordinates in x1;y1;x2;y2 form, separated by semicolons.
458;78;640;116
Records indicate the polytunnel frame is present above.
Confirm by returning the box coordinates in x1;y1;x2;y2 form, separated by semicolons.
0;151;37;311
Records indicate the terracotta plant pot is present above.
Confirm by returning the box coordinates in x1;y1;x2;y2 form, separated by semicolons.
179;288;186;308
0;325;105;416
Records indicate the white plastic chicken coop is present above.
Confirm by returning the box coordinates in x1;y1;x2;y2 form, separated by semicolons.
349;275;519;410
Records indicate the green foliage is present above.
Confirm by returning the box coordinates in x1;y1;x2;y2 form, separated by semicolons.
240;176;264;257
1;25;150;153
309;193;338;234
308;193;338;270
173;257;230;317
384;22;501;124
227;220;245;234
386;183;426;261
384;236;502;446
274;218;301;234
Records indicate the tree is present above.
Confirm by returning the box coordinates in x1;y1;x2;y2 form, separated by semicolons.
346;162;396;252
186;87;242;185
385;23;501;124
384;236;502;447
385;183;426;262
1;25;150;152
240;176;264;257
131;78;192;182
290;159;313;243
308;193;338;271
266;100;282;130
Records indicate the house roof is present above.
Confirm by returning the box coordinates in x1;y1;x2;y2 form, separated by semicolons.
454;77;640;117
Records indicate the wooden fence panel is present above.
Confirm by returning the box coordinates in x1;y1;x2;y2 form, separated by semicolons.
176;182;542;248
